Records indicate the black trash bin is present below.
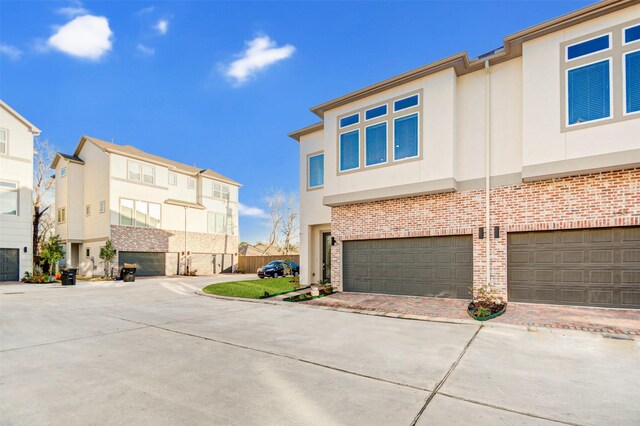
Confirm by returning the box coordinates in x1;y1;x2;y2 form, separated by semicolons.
121;264;137;282
61;268;77;286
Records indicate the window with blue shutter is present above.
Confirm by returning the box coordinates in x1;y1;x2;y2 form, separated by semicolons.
567;60;611;125
339;130;359;171
625;25;640;44
365;122;387;166
625;51;640;114
308;154;324;188
567;35;610;60
394;113;419;160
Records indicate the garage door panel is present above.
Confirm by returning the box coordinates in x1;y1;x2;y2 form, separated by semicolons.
119;252;165;276
0;249;19;282
343;236;472;299
508;227;640;309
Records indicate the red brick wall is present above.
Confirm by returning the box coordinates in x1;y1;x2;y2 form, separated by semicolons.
330;168;640;298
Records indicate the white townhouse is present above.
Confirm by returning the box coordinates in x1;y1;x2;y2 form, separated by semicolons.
290;0;640;309
0;100;40;281
52;136;240;277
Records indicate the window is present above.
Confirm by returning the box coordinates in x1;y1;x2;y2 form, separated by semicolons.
0;129;7;155
339;130;359;171
85;205;91;216
339;113;359;128
567;59;611;125
365;105;387;120
0;180;18;215
148;203;161;228
120;199;134;226
127;161;141;182
624;50;640;115
222;185;229;200
227;208;235;235
60;167;67;177
308;153;324;188
394;113;419;160
187;178;195;189
86;248;90;257
135;201;148;227
142;165;155;185
168;172;177;186
566;34;610;60
394;94;419;112
99;200;106;213
213;183;230;199
207;212;226;234
624;24;640;44
57;208;66;224
365;122;387;166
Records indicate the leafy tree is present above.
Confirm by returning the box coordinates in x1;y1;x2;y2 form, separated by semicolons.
39;235;64;276
100;239;117;277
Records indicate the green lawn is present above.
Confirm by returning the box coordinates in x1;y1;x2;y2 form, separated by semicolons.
202;277;298;299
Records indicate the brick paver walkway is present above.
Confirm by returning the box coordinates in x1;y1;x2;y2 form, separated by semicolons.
305;293;640;335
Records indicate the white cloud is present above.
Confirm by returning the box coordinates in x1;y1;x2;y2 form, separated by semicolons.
225;35;295;85
136;6;155;16
48;15;113;60
136;44;155;56
0;43;23;60
155;19;169;35
239;203;267;218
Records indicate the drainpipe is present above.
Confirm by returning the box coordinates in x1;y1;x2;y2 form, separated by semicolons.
184;206;188;275
484;59;491;285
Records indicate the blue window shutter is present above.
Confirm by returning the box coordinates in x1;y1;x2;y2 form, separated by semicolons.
394;114;419;160
625;25;640;44
340;130;359;171
568;60;610;125
625;51;640;114
567;35;609;60
308;154;324;188
365;122;387;166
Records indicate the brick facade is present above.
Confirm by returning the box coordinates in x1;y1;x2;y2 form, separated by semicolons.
330;168;640;298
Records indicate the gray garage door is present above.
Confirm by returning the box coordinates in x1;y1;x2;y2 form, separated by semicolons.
508;227;640;308
0;249;19;281
343;236;472;298
119;252;166;277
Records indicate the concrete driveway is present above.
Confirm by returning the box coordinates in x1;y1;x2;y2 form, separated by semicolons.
1;276;638;425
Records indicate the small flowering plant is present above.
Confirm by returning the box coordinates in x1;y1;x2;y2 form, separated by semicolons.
468;283;506;320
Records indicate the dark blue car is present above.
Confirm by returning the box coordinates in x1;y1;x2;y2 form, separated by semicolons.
257;260;300;279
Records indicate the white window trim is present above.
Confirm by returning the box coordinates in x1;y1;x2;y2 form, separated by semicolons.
0;128;8;155
85;205;91;217
0;179;19;216
187;178;195;189
364;104;388;121
393;93;420;112
308;153;325;188
392;112;420;162
60;167;67;178
565;32;612;62
127;160;142;182
364;121;388;168
622;24;640;46
339;113;360;129
168;172;177;186
99;200;106;213
57;208;66;224
623;49;640;116
565;57;613;127
142;164;155;185
339;129;360;172
119;198;161;228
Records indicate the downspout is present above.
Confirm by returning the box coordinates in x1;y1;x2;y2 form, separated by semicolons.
484;60;491;285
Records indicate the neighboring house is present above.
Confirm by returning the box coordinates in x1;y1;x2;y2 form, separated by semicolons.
291;0;640;309
0;100;40;281
239;243;299;256
51;136;240;277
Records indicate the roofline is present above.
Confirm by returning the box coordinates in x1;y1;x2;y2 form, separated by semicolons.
308;0;634;118
288;122;324;142
51;153;85;169
0;100;41;135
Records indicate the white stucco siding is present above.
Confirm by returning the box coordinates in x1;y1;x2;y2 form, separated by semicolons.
0;105;34;277
80;142;110;240
54;162;68;241
65;162;84;241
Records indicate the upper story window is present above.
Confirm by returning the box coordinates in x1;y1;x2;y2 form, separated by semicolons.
60;167;67;177
187;178;195;189
567;59;611;125
57;208;66;224
127;161;141;181
0;129;7;155
308;153;324;188
168;172;177;186
624;24;640;45
339;113;359;128
99;200;106;213
120;198;160;228
0;180;18;216
625;50;640;115
142;165;154;184
566;34;610;60
213;183;230;200
207;211;226;234
337;90;422;173
127;160;155;184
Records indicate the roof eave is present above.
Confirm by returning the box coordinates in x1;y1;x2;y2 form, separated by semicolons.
0;100;41;134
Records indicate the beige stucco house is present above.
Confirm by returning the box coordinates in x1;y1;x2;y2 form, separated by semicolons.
0;100;40;281
52;136;241;277
291;0;640;309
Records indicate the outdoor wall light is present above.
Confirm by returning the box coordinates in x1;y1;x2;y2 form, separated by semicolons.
331;237;337;246
23;246;27;253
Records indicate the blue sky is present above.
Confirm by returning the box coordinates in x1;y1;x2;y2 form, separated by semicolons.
1;0;593;243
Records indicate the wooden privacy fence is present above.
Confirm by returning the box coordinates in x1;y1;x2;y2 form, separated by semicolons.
238;255;300;274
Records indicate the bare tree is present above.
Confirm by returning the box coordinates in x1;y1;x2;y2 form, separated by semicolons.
33;138;56;258
261;190;286;255
281;193;299;255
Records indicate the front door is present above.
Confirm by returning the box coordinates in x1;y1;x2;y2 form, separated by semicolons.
322;232;331;282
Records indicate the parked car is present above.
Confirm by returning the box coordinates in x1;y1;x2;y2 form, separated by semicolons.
257;260;300;278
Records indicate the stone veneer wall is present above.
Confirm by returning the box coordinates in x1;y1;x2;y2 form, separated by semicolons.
330;168;640;298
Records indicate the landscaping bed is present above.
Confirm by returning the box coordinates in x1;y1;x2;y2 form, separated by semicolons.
202;277;302;299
